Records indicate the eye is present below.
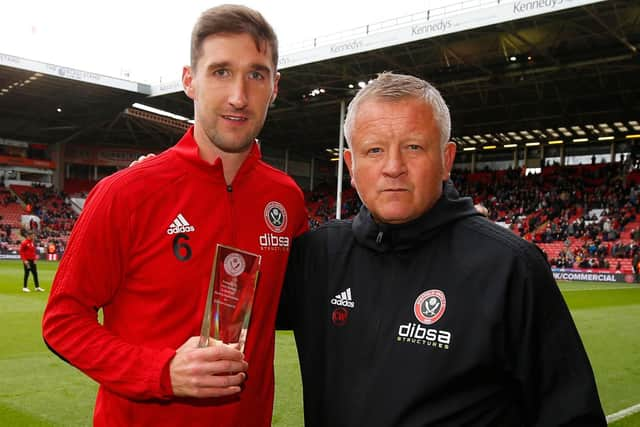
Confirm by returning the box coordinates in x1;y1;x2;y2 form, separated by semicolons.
249;71;265;80
367;147;382;155
213;69;230;78
407;144;423;151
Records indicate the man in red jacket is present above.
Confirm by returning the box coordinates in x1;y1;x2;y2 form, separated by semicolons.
19;230;43;292
42;5;308;426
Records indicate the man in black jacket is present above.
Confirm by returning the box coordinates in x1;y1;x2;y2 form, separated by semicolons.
278;72;605;426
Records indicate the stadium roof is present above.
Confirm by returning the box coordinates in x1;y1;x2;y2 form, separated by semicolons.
0;0;638;158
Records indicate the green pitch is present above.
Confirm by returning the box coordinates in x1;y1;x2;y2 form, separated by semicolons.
0;260;638;426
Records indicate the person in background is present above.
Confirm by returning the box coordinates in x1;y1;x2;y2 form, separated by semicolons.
42;5;307;426
19;230;44;292
278;72;606;426
474;202;489;217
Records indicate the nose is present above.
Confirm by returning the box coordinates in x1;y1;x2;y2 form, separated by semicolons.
381;147;407;178
228;76;248;110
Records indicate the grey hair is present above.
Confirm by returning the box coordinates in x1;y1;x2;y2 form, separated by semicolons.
343;72;451;147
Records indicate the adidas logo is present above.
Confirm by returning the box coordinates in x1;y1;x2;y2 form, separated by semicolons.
331;288;355;308
166;213;196;235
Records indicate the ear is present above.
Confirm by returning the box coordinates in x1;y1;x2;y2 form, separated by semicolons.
343;149;356;189
270;71;281;104
182;66;195;100
442;141;456;180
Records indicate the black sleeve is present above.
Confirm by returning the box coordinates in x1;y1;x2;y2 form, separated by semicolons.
276;236;305;330
507;244;606;426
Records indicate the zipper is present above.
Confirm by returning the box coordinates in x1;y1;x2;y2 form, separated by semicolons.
226;184;237;246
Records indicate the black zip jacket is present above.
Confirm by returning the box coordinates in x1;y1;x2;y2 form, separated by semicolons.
278;181;605;426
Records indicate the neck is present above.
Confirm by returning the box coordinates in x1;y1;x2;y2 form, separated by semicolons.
193;127;252;185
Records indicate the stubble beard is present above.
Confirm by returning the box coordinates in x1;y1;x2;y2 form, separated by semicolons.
205;127;257;154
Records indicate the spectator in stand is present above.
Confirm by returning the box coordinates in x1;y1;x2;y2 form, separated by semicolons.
19;230;43;292
47;241;57;260
598;257;609;269
42;5;307;427
474;203;489;217
615;261;622;273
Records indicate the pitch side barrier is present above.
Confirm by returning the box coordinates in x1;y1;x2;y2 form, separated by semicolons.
552;267;636;283
0;254;60;261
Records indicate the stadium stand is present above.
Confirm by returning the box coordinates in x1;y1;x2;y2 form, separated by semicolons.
63;178;99;196
455;162;640;273
3;157;639;275
0;189;23;228
0;184;75;257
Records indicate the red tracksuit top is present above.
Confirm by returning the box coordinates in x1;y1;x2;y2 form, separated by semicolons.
20;238;37;261
42;128;308;426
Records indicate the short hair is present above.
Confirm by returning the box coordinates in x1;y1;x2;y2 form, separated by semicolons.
190;4;278;70
343;72;451;148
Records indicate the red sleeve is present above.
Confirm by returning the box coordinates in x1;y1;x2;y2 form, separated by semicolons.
42;178;176;401
19;241;27;261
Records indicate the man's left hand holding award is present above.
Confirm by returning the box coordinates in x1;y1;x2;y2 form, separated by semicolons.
168;335;248;398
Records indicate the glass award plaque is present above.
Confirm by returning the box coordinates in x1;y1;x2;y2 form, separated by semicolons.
199;244;261;352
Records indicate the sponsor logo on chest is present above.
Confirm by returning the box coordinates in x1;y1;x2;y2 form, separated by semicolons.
166;213;195;235
330;287;355;327
396;289;453;350
259;201;290;251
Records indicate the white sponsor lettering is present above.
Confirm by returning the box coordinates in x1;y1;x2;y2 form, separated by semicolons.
167;225;195;235
259;233;290;248
398;322;451;345
552;271;617;282
330;298;355;308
